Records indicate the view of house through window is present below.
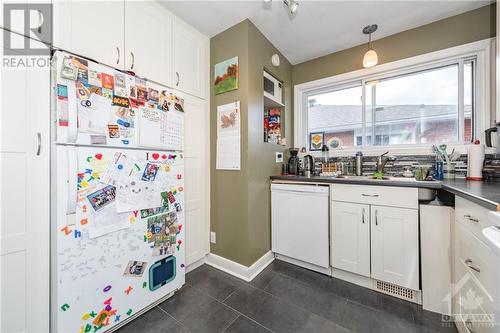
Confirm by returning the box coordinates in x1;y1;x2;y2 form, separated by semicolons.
307;58;475;149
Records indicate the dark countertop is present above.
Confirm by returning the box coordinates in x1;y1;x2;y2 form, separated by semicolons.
440;179;500;212
270;175;500;211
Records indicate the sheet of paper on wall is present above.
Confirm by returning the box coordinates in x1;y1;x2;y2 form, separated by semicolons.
216;135;240;170
217;101;240;137
216;101;241;170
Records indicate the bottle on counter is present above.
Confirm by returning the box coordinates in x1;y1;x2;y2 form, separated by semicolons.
435;155;444;180
355;151;363;176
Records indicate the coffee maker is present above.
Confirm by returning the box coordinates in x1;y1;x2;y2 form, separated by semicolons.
484;123;500;181
287;148;300;175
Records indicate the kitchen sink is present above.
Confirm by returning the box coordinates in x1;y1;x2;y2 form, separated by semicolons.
332;175;437;201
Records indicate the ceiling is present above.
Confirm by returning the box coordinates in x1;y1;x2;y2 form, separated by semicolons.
160;1;491;65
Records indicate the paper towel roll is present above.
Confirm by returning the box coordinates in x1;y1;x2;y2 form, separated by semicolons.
467;144;485;180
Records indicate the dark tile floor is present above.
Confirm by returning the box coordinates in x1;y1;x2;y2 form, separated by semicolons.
117;260;458;333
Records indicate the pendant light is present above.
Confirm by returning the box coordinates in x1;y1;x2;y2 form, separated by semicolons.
362;24;378;68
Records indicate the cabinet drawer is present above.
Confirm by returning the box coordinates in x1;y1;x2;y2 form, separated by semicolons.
331;184;418;209
453;260;499;333
456;197;493;244
455;223;500;318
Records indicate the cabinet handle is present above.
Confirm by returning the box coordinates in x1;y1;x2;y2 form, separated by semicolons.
36;132;41;156
38;10;43;34
130;52;135;70
375;210;378;226
362;194;379;197
465;259;480;273
362;208;365;224
116;47;120;65
465;319;475;333
464;215;479;223
176;71;180;86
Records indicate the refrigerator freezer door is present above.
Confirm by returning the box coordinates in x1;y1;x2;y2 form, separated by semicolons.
53;145;185;332
53;51;184;151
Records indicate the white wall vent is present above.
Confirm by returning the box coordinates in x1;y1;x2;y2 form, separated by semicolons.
374;280;420;303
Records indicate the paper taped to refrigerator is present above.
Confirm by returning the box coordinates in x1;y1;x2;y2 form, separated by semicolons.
138;108;183;151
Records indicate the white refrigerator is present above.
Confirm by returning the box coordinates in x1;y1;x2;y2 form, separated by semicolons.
50;51;186;333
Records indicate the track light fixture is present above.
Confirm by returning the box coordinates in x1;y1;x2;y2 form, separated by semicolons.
264;0;299;15
283;0;299;14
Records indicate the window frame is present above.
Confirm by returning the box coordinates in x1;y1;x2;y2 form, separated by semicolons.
294;39;492;156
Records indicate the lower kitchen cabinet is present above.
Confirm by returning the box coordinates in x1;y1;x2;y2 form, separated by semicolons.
370;205;419;290
331;201;370;277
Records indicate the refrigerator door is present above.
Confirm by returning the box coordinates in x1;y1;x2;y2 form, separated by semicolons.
53;145;185;332
53;51;184;151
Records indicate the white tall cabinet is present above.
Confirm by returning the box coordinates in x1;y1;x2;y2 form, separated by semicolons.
0;31;50;333
1;2;210;331
183;94;210;266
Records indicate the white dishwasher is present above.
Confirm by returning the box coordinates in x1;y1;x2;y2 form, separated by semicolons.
271;183;330;270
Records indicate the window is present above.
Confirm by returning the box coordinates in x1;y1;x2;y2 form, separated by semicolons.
305;55;479;150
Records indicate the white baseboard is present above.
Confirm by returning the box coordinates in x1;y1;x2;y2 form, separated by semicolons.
186;256;206;273
205;251;275;282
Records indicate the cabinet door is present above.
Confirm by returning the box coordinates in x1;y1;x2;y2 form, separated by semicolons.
331;201;370;277
0;31;50;333
53;1;125;68
183;94;210;266
124;1;172;86
371;206;419;290
172;18;207;98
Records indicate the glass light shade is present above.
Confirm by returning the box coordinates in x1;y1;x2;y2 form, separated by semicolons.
363;49;378;68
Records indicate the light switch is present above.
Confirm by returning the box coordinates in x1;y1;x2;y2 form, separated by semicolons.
276;152;284;163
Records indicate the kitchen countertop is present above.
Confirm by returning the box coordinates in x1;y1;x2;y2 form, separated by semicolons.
270;175;500;211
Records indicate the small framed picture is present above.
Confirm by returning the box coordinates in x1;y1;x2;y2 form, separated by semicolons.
309;132;324;151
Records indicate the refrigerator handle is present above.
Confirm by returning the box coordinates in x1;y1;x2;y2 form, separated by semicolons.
66;82;78;143
66;146;77;215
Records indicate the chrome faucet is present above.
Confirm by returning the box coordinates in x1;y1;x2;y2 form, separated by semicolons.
377;152;397;173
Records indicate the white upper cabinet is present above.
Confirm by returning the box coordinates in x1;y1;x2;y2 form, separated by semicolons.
172;18;207;98
370;205;419;290
331;201;371;277
53;1;125;68
53;1;208;98
124;1;172;86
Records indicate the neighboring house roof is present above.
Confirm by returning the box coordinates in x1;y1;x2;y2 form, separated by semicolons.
309;104;472;132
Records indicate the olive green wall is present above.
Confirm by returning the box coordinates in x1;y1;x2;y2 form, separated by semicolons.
293;3;496;85
210;4;496;267
210;21;251;265
210;20;292;266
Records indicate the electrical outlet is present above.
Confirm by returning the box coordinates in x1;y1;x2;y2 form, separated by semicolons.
276;152;284;163
210;231;216;244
